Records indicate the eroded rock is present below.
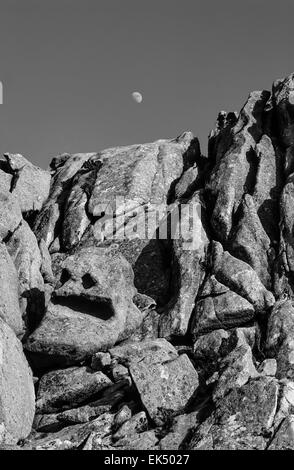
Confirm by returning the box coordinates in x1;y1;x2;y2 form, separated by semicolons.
36;366;112;413
0;319;35;445
130;354;199;425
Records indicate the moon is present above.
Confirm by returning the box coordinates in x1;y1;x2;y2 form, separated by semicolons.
132;91;143;104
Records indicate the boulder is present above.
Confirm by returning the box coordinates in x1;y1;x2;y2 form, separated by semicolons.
112;430;159;450
230;194;272;288
109;339;178;367
34;153;96;248
3;153;51;215
0;190;22;242
206;90;270;242
191;287;255;337
88;132;196;217
0;318;35;445
130;354;199;426
25;247;143;365
33;402;113;432
159;192;209;337
25;413;114;450
6;220;44;328
266;300;294;379
159;411;199;450
0;242;23;336
113;411;148;441
211;241;275;313
189;377;278;450
213;343;259;400
36;366;112;413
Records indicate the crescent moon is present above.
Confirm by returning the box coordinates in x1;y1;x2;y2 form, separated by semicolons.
132;91;143;104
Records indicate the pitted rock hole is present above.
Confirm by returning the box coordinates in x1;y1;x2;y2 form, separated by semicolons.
53;295;115;320
59;268;71;286
82;273;96;289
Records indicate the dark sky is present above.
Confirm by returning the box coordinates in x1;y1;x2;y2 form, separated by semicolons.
0;0;293;168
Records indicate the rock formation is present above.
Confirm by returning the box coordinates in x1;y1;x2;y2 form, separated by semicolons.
3;73;294;450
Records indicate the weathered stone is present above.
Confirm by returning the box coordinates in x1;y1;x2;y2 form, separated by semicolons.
268;416;294;450
39;239;54;284
113;430;159;450
198;326;257;384
159;193;209;337
3;153;51;215
36;366;112;413
113;411;148;441
33;401;113;432
266;300;294;379
253;134;282;242
213;344;259;400
258;359;277;377
0;168;12;193
130;308;160;342
189;377;278;450
230;194;272;288
112;364;130;382
193;329;231;376
61;166;94;251
206;90;270;242
26;413;114;450
83;133;199;305
0;318;35;445
280;173;294;279
208;111;238;165
88;133;196;216
109;339;178;367
25;247;143;365
0;242;23;336
6;220;44;327
212;241;275;313
113;405;132;431
34;153;96;248
0;190;22;241
273;379;294;429
199;275;229;297
174;165;199;199
159;411;199;450
5;71;294;451
91;352;112;371
191;288;255;337
130;354;199;425
273;73;294;177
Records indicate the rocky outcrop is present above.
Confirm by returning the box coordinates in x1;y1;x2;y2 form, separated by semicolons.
5;72;294;450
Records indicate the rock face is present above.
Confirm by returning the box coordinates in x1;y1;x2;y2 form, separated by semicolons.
5;72;294;450
0;318;35;445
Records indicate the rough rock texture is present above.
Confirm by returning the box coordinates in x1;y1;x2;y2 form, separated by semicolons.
188;377;279;450
0;318;35;445
5;72;294;450
0;242;24;336
36;366;112;413
266;300;294;379
2;153;51;215
25;247;143;366
130;353;199;426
